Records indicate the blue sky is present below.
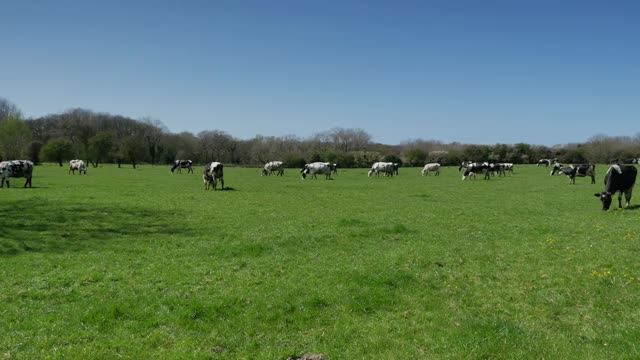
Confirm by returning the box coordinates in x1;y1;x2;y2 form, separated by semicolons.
2;0;638;146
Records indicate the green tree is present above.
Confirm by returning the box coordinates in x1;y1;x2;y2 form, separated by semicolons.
0;117;32;160
405;147;427;166
40;138;74;166
87;132;114;167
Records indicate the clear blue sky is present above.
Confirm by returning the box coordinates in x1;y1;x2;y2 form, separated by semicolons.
2;0;638;146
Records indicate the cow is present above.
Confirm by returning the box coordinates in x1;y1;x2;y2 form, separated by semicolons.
462;163;490;180
301;162;332;180
0;160;34;188
551;163;596;184
261;161;284;176
171;160;193;174
489;163;506;177
421;163;440;176
501;163;514;173
594;165;637;210
609;158;639;165
203;162;224;190
69;159;87;175
537;158;558;167
368;162;396;177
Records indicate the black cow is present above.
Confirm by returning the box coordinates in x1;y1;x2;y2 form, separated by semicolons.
594;165;637;210
0;160;34;188
171;160;194;174
551;163;596;184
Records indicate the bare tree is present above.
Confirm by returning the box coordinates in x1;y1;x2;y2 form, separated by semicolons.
0;97;22;122
141;117;167;165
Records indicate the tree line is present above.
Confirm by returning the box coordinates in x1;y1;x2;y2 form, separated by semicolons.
1;97;639;168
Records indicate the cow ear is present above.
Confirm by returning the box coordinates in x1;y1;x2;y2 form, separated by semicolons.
594;193;602;197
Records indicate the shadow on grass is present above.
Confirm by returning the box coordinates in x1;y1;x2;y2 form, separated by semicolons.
0;198;195;256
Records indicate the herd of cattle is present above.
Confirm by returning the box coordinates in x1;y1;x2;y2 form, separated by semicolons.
0;157;637;210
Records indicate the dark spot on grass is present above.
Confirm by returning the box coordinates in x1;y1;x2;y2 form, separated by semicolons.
386;223;412;234
338;218;368;227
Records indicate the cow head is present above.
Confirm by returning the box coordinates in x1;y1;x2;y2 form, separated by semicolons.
300;165;309;179
170;164;178;173
594;192;613;211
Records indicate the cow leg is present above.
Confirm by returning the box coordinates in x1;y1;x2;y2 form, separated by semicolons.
24;177;32;188
0;178;4;188
624;188;633;208
591;175;595;184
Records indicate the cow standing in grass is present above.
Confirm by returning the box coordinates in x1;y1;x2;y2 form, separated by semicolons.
0;160;34;188
301;162;333;180
594;165;637;210
69;159;87;175
262;161;284;176
203;162;224;190
551;163;596;184
171;160;193;174
368;162;397;177
421;163;440;176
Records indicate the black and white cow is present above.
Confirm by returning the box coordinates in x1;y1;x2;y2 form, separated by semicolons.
609;158;639;165
368;162;396;177
551;163;596;184
594;165;637;210
0;160;34;188
203;162;224;190
301;162;332;180
421;163;440;176
462;163;490;180
69;159;87;175
261;161;284;176
171;160;194;174
537;158;558;167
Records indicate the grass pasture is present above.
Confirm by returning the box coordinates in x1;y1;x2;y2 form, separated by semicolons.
1;163;639;359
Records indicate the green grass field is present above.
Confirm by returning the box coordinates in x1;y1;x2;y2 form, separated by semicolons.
1;163;639;359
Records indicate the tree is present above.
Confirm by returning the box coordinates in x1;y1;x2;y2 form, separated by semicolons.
0;117;32;160
141;117;167;165
40;138;74;166
0;98;22;122
405;147;427;166
87;132;114;167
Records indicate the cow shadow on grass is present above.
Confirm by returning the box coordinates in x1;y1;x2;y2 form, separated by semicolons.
0;199;196;256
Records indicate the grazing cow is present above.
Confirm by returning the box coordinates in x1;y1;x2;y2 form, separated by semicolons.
368;162;396;177
552;163;596;184
301;162;332;180
171;160;193;174
537;158;558;167
0;160;34;188
462;163;490;180
69;159;87;175
262;161;285;176
203;162;224;190
594;165;637;210
421;163;440;176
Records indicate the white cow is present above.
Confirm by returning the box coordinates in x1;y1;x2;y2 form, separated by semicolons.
421;163;440;176
69;159;87;175
0;160;34;188
262;161;284;176
203;162;224;190
368;162;396;177
301;162;332;180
